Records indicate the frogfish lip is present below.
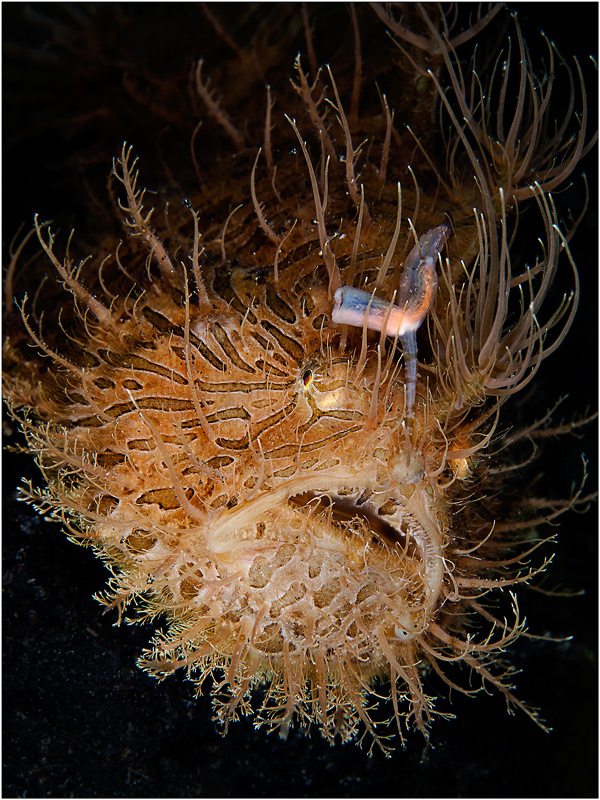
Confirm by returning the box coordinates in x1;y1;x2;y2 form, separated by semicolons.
208;474;443;576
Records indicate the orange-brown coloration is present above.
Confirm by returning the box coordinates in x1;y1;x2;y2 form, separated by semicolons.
3;5;595;755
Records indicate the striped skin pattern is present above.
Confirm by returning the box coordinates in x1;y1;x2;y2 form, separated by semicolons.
3;5;592;754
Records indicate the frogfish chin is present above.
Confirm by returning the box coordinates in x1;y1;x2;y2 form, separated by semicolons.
3;4;595;754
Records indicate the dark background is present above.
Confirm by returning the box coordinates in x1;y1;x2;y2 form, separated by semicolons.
3;4;597;797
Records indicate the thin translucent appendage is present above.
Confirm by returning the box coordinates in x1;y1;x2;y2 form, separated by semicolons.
400;332;418;414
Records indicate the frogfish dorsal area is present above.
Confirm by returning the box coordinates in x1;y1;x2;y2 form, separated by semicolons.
3;4;595;754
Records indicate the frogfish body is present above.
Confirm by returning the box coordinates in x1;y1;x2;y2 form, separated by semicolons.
3;4;593;753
